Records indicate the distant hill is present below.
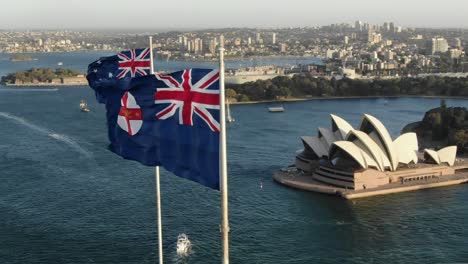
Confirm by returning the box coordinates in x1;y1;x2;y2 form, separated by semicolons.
402;100;468;153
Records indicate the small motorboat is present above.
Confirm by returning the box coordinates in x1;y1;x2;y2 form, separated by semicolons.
80;100;90;112
268;106;284;112
176;233;192;256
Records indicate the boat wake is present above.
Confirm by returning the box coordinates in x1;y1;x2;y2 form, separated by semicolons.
0;112;91;158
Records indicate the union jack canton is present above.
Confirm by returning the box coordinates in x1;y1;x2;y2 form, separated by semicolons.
116;48;151;79
154;69;220;132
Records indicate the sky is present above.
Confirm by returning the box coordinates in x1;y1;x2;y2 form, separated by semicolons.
2;0;467;30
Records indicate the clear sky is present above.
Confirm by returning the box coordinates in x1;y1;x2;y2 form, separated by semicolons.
3;0;467;30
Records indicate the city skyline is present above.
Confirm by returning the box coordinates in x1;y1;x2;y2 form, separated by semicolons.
3;0;468;30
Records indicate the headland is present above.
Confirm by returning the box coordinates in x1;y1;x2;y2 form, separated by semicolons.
1;68;87;86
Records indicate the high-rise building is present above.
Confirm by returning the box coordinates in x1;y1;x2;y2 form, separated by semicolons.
187;41;193;52
247;37;252;45
355;20;362;31
209;38;217;55
389;22;395;33
367;26;374;43
344;36;349;45
455;38;462;47
384;50;394;60
272;33;276;44
428;37;449;54
255;32;261;43
383;22;390;32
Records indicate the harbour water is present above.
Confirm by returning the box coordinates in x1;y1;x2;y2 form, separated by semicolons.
1;53;468;263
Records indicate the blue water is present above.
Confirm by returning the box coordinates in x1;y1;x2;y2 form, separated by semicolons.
1;53;468;264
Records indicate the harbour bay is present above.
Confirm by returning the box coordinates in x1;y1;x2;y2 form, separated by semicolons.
1;53;468;264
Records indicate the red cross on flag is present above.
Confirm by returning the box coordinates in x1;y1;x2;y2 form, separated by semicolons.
117;91;143;136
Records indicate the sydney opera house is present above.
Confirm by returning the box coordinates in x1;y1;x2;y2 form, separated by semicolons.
274;114;468;198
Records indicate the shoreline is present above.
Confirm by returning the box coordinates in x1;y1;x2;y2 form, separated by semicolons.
2;83;87;87
230;95;468;105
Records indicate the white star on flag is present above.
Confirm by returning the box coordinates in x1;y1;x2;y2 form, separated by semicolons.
108;72;113;78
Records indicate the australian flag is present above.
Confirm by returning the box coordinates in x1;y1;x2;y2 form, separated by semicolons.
87;48;152;102
87;66;221;189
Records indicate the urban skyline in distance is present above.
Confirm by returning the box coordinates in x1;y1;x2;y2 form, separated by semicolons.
2;0;468;30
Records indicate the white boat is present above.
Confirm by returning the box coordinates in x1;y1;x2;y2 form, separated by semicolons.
176;233;191;256
227;98;235;123
268;106;284;112
80;100;90;112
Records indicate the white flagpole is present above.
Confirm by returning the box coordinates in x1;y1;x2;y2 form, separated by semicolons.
150;36;164;264
218;46;230;264
149;36;155;74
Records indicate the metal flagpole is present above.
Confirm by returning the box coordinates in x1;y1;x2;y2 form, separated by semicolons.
218;46;230;264
150;36;164;264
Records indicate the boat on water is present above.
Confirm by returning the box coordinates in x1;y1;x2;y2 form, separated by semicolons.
227;98;235;123
268;106;285;112
57;62;63;66
176;233;191;256
79;100;90;112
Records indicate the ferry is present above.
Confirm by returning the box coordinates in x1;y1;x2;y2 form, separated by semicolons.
268;106;285;112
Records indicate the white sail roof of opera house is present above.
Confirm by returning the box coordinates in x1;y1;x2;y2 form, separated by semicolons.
346;130;392;171
358;114;399;171
300;136;328;158
298;113;459;172
394;133;419;165
331;114;353;140
424;146;458;166
329;141;379;170
318;127;338;149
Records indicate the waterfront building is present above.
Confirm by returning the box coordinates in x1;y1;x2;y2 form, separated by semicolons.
209;38;217;55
